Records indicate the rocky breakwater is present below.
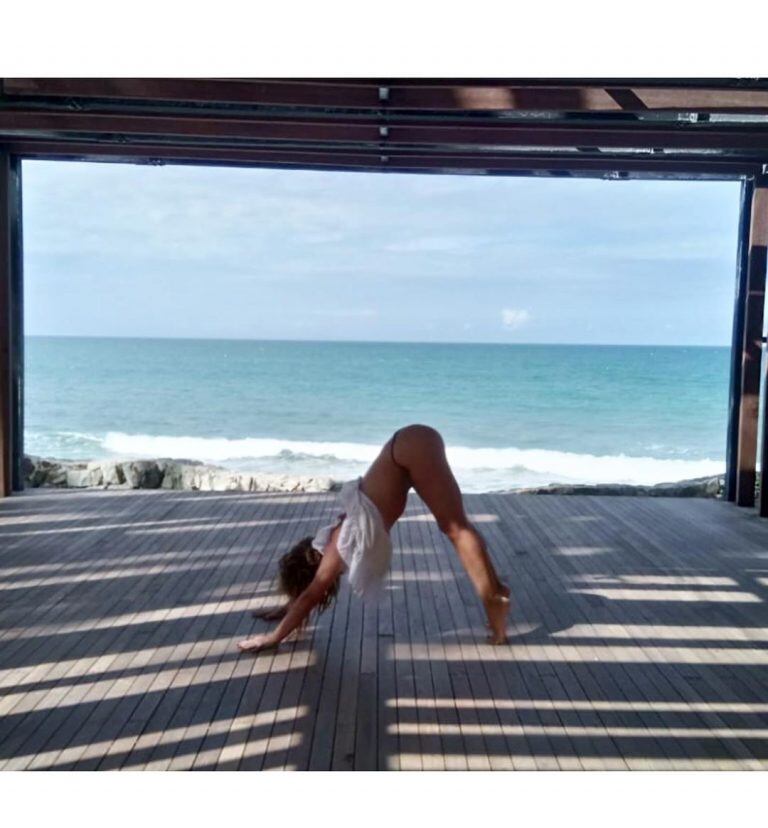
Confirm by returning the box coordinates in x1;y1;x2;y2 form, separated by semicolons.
510;475;724;498
22;455;338;494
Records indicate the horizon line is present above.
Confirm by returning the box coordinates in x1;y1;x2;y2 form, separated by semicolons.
25;333;731;349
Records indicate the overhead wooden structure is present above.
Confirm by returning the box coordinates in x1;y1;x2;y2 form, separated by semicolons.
0;78;767;505
3;78;768;178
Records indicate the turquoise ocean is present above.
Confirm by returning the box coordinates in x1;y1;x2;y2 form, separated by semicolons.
25;336;729;493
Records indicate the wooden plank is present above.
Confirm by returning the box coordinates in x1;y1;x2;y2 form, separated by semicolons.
213;504;327;770
398;508;444;771
375;514;398;771
199;494;317;769
328;562;365;770
439;498;552;771
615;495;768;728
574;495;766;768
305;552;352;770
3;490;768;770
488;493;632;769
9;493;229;769
0;492;162;627
239;492;322;771
409;497;471;770
274;496;341;770
0;492;191;769
529;495;724;769
47;491;272;771
736;180;768;507
154;492;301;771
0;495;149;724
560;494;759;770
409;507;474;770
479;494;618;770
381;507;418;770
274;526;343;771
494;494;702;769
403;499;478;770
0;489;139;615
464;510;573;771
0;492;162;692
412;498;510;771
140;492;303;771
27;493;229;771
352;592;379;770
104;492;292;771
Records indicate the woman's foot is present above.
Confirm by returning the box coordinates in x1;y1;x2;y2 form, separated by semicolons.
484;585;511;644
237;633;278;653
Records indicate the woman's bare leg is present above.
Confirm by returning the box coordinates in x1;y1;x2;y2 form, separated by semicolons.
394;425;510;643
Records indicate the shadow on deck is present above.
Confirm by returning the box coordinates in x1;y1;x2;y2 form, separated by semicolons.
1;488;767;771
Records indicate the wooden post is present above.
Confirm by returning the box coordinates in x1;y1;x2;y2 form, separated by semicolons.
759;198;768;515
0;151;12;496
735;176;768;507
761;356;768;516
0;151;23;497
9;157;23;492
725;179;755;502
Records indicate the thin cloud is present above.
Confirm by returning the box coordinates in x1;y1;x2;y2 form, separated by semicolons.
385;235;489;253
586;237;735;263
309;307;379;319
22;161;740;344
502;308;530;329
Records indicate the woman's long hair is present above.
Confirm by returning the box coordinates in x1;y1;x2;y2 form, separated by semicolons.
278;536;339;616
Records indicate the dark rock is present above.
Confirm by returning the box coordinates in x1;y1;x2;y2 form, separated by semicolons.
120;460;163;489
510;475;724;498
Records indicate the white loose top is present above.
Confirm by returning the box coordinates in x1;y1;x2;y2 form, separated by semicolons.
312;478;393;600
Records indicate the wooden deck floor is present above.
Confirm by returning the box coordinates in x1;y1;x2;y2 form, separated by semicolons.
1;488;767;771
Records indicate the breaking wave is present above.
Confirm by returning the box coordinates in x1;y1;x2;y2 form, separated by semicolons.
63;431;730;493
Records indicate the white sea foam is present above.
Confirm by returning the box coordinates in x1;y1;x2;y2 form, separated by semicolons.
100;431;724;492
103;432;383;464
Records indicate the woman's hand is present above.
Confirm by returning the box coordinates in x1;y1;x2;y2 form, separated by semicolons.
238;540;345;655
237;632;279;654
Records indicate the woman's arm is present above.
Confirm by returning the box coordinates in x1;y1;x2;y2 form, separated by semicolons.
238;540;345;653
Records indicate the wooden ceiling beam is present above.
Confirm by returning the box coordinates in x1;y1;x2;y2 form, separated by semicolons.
1;110;768;152
5;78;768;114
0;110;378;143
5;139;757;177
1;78;382;108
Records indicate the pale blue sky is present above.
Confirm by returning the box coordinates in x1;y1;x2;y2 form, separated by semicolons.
22;159;742;345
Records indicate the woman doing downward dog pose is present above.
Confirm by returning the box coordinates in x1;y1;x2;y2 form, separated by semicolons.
237;424;510;653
